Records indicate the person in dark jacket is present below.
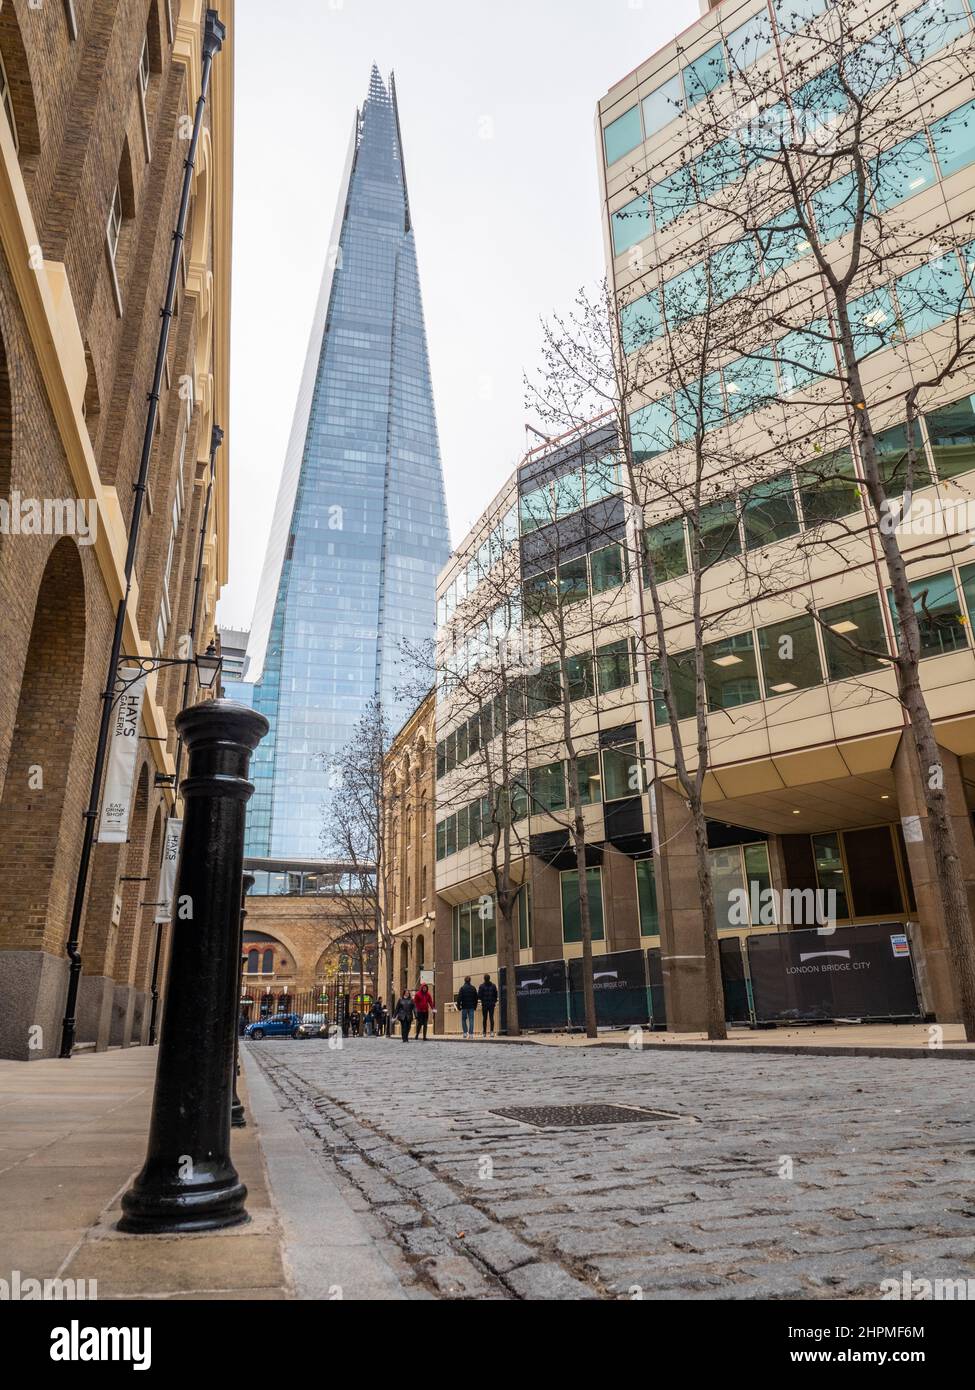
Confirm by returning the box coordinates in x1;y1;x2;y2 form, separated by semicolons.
478;974;498;1036
371;998;385;1038
456;976;478;1038
393;991;415;1042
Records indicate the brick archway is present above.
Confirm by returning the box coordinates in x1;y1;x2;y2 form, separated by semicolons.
0;538;87;957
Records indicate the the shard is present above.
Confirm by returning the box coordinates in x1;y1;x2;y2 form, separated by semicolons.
242;67;451;858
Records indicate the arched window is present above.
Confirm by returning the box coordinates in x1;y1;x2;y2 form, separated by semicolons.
262;948;273;974
246;949;259;974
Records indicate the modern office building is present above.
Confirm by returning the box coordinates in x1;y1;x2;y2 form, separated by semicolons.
0;1;234;1057
219;625;250;683
243;67;451;859
418;0;975;1034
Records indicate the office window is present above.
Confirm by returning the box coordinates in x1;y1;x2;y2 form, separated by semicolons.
777;321;834;393
558;555;589;606
652;164;694;230
900;0;971;60
603;743;641;801
436;820;446;861
652;650;697;724
886;570;968;658
642;74;684;136
519;485;553;535
812;171;858;244
585;454;621;504
742;473;800;549
604;105;642;164
107;181;124;261
567;651;595;702
683;42;727;107
871;134;936;212
758;614;824;693
705;631;761;711
664;262;708;330
526;663;561;714
576;752;602;805
530;761;567;814
773;0;832;38
636;859;659;937
743;843;773;912
797;448;860;524
929;97;975;178
695;497;741;568
710;842;772;928
712;237;760;301
561;868;605;944
467;797;482;845
848;287;896;360
444;814;457;857
758;207;813;275
894;255;967;339
629;399;674;461
511;776;529;822
675;372;726;440
554;468;585;517
821;593;889;679
644;518;688;583
812;832;851;919
621;291;663;353
874;422;932;492
925;394;975;479
843;27;906;100
611;194;651;255
590;543;625;593
727;11;774;69
456;804;470;852
724;353;778;418
695;136;743;201
596;638;632;694
792;64;848;142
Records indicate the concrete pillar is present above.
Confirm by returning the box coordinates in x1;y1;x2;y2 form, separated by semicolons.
651;780;709;1031
433;897;452;1036
525;858;563;963
892;734;975;1022
603;846;641;951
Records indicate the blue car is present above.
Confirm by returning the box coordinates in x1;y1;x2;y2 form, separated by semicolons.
244;1012;300;1040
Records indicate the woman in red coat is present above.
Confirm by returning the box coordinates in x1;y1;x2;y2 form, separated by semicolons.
413;982;434;1040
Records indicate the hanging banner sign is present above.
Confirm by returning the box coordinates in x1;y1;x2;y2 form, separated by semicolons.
97;668;147;843
154;817;183;923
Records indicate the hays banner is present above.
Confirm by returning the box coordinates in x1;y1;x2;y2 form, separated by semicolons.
747;923;922;1023
154;818;183;924
499;959;569;1031
568;949;651;1028
97;668;147;843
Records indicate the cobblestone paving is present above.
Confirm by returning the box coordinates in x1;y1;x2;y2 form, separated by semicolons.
248;1038;975;1301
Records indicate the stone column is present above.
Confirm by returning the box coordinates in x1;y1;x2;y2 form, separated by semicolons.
651;779;709;1032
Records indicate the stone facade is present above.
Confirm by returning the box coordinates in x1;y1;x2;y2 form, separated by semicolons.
0;1;234;1058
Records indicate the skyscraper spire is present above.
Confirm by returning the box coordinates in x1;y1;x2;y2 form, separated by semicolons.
243;69;450;858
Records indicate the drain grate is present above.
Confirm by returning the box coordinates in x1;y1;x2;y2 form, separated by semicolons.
490;1102;687;1129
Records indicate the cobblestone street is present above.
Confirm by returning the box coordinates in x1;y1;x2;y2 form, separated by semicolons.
248;1038;975;1301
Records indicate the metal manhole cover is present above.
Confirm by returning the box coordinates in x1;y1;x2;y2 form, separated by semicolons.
490;1103;687;1129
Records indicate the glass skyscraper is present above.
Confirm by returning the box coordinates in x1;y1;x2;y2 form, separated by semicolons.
243;67;451;858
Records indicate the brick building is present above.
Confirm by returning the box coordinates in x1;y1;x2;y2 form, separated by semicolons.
378;692;439;1018
0;0;234;1059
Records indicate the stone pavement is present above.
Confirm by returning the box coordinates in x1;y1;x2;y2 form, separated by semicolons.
0;1047;414;1301
248;1035;975;1301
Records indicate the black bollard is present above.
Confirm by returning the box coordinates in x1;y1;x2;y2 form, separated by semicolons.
231;872;254;1128
118;700;268;1234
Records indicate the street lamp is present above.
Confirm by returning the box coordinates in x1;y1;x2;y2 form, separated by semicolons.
195;640;222;692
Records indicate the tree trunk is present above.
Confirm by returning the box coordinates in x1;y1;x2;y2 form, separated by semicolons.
692;797;727;1041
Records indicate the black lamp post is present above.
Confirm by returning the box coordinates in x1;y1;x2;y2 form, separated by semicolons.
118;699;267;1234
232;872;254;1128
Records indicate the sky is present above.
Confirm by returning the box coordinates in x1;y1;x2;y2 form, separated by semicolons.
219;0;700;631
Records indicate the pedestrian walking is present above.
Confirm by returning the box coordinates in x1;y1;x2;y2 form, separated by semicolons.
478;974;498;1036
456;976;478;1038
393;991;415;1043
413;981;434;1040
371;997;385;1037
